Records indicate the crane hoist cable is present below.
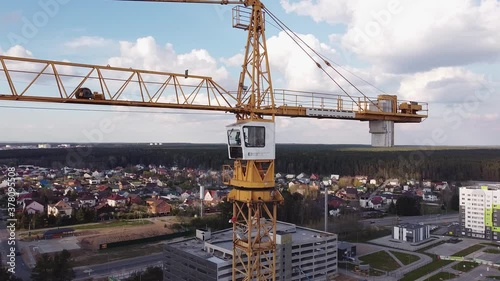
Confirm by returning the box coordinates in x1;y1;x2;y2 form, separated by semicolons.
264;7;383;111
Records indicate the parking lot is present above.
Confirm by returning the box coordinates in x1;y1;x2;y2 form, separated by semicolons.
425;237;481;256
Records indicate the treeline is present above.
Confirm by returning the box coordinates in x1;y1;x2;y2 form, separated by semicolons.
2;144;500;181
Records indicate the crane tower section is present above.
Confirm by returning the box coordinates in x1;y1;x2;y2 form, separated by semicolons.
0;0;429;280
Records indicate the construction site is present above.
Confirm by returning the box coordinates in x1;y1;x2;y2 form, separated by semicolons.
0;1;430;280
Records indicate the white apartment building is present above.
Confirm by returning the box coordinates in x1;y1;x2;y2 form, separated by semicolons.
164;221;338;281
459;185;500;241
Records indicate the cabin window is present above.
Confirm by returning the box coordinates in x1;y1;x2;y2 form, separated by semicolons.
243;126;265;147
227;129;241;146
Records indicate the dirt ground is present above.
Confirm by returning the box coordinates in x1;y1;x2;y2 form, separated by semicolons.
77;217;181;251
50;216;185;265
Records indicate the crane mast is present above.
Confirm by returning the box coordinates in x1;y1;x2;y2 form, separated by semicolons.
0;1;428;280
226;2;283;281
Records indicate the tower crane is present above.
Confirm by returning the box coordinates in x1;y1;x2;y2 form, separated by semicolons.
0;0;427;280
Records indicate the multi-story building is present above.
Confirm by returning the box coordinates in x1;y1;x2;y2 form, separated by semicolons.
459;185;500;240
164;221;338;281
392;223;430;243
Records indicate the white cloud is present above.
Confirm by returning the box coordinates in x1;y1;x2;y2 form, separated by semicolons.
107;36;230;85
220;53;244;67
283;0;500;73
1;45;33;57
280;0;354;24
267;31;338;91
398;67;488;103
65;36;114;49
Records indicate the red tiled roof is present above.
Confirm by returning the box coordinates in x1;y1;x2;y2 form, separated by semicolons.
107;193;125;201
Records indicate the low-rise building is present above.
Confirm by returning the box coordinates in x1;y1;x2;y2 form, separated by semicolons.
393;223;430;243
164;221;338;281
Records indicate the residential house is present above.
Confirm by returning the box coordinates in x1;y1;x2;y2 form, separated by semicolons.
344;188;358;200
47;200;73;217
380;193;398;205
423;193;438;202
146;198;172;215
24;200;44;214
78;194;97;208
95;203;115;220
359;194;371;208
17;193;33;207
328;196;345;209
204;190;217;205
368;196;384;210
435;182;447;191
180;191;192;201
388;179;399;186
127;194;144;205
89;179;101;185
355;176;367;184
107;194;127;207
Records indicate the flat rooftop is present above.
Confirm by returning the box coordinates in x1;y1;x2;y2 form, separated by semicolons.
167;221;336;262
461;184;500;190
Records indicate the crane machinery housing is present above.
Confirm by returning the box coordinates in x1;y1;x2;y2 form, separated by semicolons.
0;0;427;280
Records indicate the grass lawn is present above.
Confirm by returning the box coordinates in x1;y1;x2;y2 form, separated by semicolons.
402;244;486;281
452;261;480;272
72;220;153;230
484;248;500;254
426;272;458;281
421;203;442;215
481;243;500;247
358;251;400;272
400;256;453;281
453;244;485;257
389;250;420;265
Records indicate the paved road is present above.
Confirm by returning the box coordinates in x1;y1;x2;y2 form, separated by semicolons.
0;214;32;281
74;252;163;280
361;213;458;227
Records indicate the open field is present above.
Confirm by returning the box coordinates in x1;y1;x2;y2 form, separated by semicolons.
452;261;480;272
25;216;184;266
358;250;400;272
389;250;420;265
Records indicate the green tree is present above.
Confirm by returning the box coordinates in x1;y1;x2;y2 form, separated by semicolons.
31;253;52;281
52;250;75;281
387;201;397;215
450;193;460;211
31;250;74;281
396;196;421;216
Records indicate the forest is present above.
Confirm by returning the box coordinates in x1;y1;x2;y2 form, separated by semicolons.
2;144;500;181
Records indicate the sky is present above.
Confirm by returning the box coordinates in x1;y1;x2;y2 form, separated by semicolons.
0;0;499;146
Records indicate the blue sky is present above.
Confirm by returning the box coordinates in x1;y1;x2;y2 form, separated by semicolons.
0;0;499;146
